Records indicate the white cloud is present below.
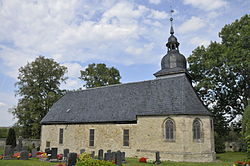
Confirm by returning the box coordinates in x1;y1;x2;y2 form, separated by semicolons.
0;102;6;107
190;37;210;47
148;0;161;5
149;10;168;19
0;0;167;81
183;0;227;11
62;63;85;78
178;16;206;34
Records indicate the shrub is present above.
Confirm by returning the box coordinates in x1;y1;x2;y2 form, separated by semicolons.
215;132;225;153
246;135;250;159
78;152;91;162
6;128;16;148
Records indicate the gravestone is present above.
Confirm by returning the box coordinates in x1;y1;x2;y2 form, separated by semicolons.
155;151;161;164
45;148;50;154
121;152;126;162
98;149;103;160
16;136;23;151
111;152;116;161
104;153;108;161
51;148;58;159
107;150;111;161
91;151;95;158
45;148;52;159
3;145;14;159
80;149;85;154
20;150;29;160
31;148;38;157
115;151;122;166
64;149;69;158
67;152;77;166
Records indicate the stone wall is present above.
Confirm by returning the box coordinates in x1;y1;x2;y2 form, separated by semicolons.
0;138;40;149
41;115;215;162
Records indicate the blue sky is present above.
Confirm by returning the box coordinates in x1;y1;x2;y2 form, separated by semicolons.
0;0;249;126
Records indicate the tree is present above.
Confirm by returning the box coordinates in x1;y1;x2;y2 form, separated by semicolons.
79;63;121;88
188;15;250;135
242;104;250;137
12;56;67;138
6;128;16;148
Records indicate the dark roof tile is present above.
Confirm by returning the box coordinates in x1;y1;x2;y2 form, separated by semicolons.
41;74;211;124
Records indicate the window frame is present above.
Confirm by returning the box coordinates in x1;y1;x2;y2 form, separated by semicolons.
164;118;175;142
89;129;95;147
123;129;129;147
59;128;64;144
193;118;203;142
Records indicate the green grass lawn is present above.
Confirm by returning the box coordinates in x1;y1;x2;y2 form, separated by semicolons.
123;152;247;166
0;158;61;166
0;147;3;155
0;152;246;166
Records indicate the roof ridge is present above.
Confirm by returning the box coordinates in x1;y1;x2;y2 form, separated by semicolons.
69;74;186;93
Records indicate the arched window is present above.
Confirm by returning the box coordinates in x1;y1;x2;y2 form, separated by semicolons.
193;119;201;141
165;119;175;141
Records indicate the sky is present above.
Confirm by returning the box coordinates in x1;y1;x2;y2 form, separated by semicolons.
0;0;249;126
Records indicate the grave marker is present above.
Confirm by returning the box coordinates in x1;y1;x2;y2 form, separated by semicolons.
104;153;108;161
51;148;58;159
20;150;29;160
80;149;85;154
31;148;38;157
64;149;69;158
121;152;126;162
115;151;122;166
98;149;103;160
91;151;95;158
67;152;77;166
107;150;111;161
155;151;161;164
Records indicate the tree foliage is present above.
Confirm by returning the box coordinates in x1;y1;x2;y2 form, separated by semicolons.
12;56;67;138
0;127;9;138
188;15;250;134
6;128;16;148
80;63;121;88
242;104;250;137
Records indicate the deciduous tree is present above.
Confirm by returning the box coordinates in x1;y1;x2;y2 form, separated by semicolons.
13;56;67;138
188;15;250;135
79;63;121;88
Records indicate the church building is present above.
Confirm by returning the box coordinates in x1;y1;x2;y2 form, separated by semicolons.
40;18;216;162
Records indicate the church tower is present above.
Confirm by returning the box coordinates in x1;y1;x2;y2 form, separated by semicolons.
154;14;188;77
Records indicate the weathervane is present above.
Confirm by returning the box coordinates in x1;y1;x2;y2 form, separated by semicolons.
170;7;174;35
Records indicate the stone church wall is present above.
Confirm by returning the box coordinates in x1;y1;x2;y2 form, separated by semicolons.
40;115;215;162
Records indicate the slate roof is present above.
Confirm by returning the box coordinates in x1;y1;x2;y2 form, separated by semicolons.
41;73;211;125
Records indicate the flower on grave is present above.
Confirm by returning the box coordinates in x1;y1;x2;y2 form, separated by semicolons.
147;159;155;164
139;157;147;163
234;160;248;166
57;154;63;160
37;152;45;155
37;152;48;158
0;156;3;160
13;152;20;159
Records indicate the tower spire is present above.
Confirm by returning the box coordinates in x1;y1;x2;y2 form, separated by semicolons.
170;9;174;35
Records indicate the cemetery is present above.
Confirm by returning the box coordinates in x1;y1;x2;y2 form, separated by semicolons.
0;130;249;166
0;1;249;166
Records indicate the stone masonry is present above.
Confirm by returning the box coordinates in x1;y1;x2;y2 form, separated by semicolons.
40;115;215;162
